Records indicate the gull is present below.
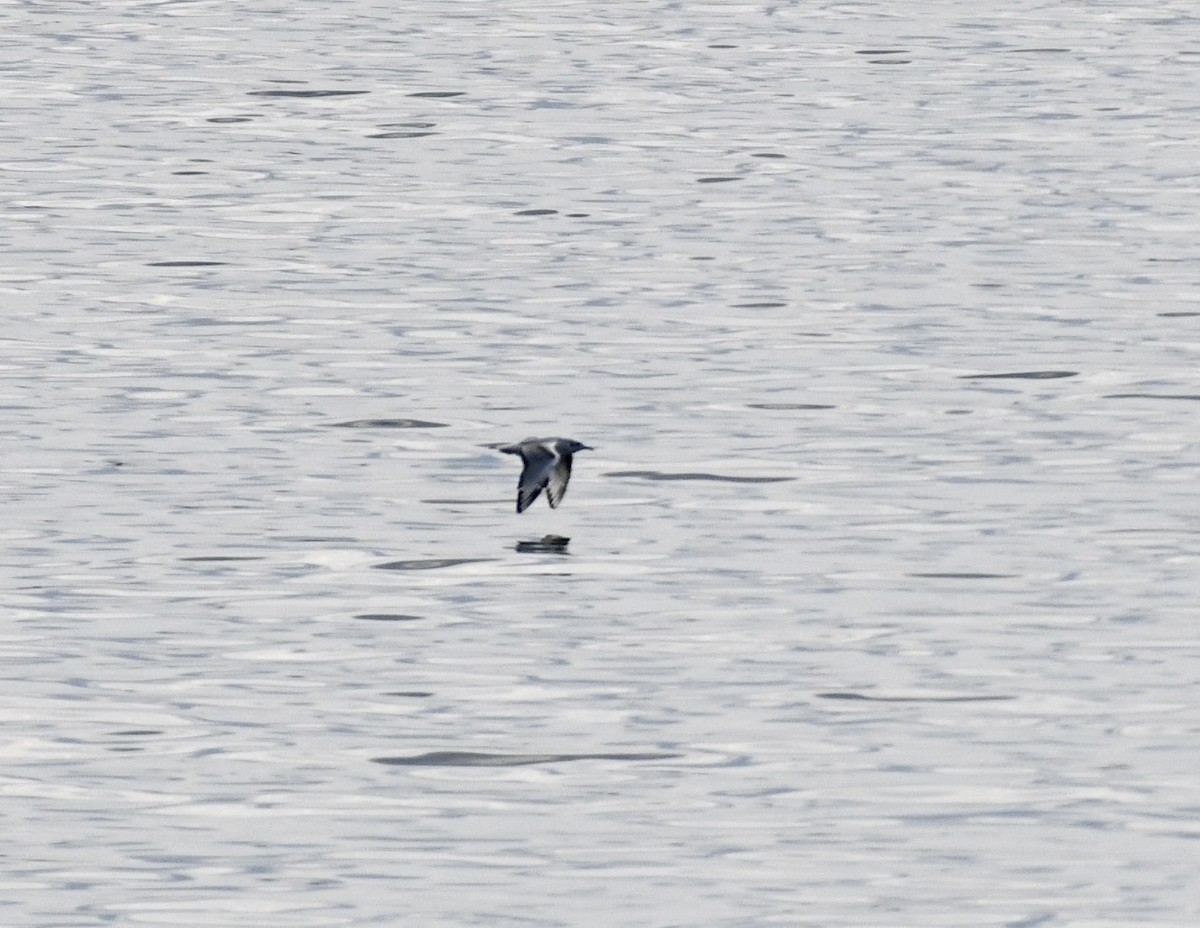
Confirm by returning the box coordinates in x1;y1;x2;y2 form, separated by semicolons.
498;437;593;513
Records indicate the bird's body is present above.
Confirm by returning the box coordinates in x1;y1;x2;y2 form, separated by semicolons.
498;437;592;513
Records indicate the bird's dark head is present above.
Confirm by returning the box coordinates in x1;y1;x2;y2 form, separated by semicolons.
562;440;592;454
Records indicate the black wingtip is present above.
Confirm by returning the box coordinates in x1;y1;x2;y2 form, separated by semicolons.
516;486;542;513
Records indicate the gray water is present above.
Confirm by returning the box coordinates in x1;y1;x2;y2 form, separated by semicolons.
4;1;1199;925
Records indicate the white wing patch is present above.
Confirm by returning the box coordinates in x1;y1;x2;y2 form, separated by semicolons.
501;437;589;513
546;454;573;508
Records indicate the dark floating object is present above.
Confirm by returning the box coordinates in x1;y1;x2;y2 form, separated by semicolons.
515;208;558;216
818;692;1015;703
148;261;227;267
1104;393;1200;401
375;558;494;571
499;437;592;513
207;116;254;123
752;152;787;159
373;750;682;767
607;470;792;484
516;534;570;554
330;418;447;429
387;691;433;698
748;402;835;410
247;89;370;98
909;572;1017;580
733;301;787;309
1158;311;1200;317
355;613;424;622
959;370;1078;380
407;91;466;98
697;176;742;184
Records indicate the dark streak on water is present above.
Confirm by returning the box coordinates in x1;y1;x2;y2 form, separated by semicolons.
247;89;370;98
909;572;1018;580
423;498;502;506
179;556;266;562
747;403;836;410
856;49;912;64
330;418;448;429
148;261;228;267
355;614;424;622
1104;393;1200;401
819;692;1016;703
375;558;495;571
959;370;1078;380
182;316;286;327
607;470;793;483
277;536;359;544
373;751;683;767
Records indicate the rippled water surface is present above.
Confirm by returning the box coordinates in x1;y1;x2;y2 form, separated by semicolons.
4;1;1199;925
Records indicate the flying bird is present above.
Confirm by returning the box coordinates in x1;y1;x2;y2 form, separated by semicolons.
498;437;592;513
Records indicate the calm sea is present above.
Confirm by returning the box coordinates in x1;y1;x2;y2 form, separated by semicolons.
4;1;1198;925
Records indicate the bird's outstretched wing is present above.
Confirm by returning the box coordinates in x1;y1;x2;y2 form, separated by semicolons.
546;453;574;508
514;446;556;513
